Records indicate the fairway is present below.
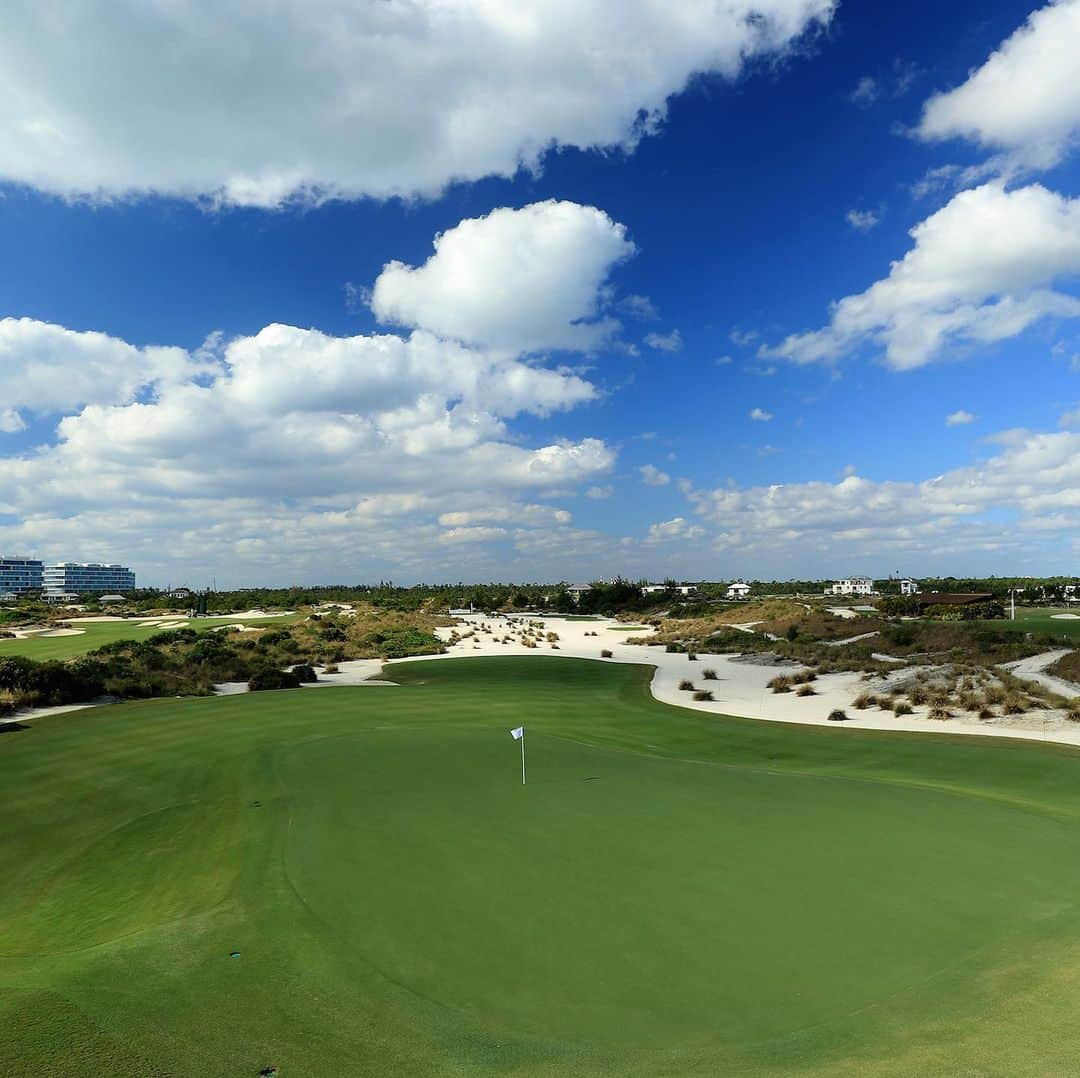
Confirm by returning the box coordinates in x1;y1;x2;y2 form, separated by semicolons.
6;658;1080;1075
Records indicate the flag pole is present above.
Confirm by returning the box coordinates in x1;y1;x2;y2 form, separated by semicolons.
521;729;527;785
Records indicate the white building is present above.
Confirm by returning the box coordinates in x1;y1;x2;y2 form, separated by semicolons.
828;577;874;596
566;583;593;603
726;582;752;600
642;583;697;596
899;578;919;596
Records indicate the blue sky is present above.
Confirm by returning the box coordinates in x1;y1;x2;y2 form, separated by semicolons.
1;0;1079;586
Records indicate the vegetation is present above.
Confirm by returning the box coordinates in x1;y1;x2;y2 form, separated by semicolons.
11;657;1080;1075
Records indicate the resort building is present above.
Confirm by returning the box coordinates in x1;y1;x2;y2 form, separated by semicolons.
828;577;874;596
899;578;920;596
566;583;593;603
642;583;698;595
43;562;136;600
0;556;44;595
726;582;752;600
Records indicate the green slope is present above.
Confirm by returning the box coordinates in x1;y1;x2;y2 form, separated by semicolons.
5;656;1080;1076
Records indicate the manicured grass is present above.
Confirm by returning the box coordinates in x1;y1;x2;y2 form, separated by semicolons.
1000;607;1080;644
6;656;1080;1075
0;614;301;662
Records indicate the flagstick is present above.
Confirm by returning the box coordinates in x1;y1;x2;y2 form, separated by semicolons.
521;730;527;785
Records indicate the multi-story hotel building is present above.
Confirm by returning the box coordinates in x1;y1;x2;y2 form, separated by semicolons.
0;556;44;595
43;562;136;599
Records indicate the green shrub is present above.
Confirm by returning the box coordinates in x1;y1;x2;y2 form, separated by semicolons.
679;679;694;691
248;668;302;692
292;664;318;683
692;690;714;702
892;701;913;716
827;709;849;721
702;668;718;680
600;649;613;658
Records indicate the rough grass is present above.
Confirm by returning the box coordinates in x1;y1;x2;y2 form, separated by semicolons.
9;658;1080;1076
1047;650;1080;686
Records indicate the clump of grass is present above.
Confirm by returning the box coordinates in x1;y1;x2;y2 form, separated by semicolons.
1067;700;1080;723
702;668;718;680
908;687;927;706
792;670;817;684
892;701;914;716
679;679;695;691
853;693;877;710
928;706;951;721
796;684;817;697
768;675;793;694
687;651;698;662
600;648;613;658
692;690;714;702
323;663;340;674
827;709;849;721
978;707;995;720
1003;694;1027;715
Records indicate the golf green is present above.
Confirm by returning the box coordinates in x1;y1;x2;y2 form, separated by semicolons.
5;656;1080;1076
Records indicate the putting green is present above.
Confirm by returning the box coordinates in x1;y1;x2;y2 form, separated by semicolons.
5;656;1080;1076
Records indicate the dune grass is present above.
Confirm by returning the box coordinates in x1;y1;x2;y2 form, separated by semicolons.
6;656;1080;1075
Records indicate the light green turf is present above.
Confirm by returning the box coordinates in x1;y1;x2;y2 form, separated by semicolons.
998;606;1080;644
6;656;1080;1076
0;614;301;661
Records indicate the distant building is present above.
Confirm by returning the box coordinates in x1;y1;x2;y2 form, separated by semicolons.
1065;584;1079;603
642;583;697;596
0;556;43;595
566;583;593;603
43;562;135;600
168;587;194;600
0;591;18;604
899;578;920;596
828;577;874;597
726;582;752;600
99;594;127;604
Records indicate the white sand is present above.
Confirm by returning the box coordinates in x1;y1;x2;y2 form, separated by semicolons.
1052;613;1080;620
376;614;1080;750
1000;650;1078;699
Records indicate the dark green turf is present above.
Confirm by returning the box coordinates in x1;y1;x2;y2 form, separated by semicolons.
5;656;1080;1076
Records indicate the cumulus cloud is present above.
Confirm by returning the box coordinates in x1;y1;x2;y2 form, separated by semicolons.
917;0;1080;173
640;464;671;486
681;428;1080;566
0;409;26;433
749;407;773;422
0;318;615;581
946;410;976;426
643;329;683;353
846;209;879;232
767;183;1080;369
371;201;633;355
0;317;209;415
645;517;705;543
0;0;835;207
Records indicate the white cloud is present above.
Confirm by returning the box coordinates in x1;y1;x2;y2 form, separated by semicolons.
715;355;734;366
0;317;209;415
730;328;759;347
767;183;1080;369
946;410;976;426
681;429;1080;567
0;317;616;582
645;517;705;543
0;0;835;207
845;208;879;232
0;409;26;433
1060;405;1080;428
371;201;633;355
643;329;683;353
917;0;1080;172
585;485;614;500
640;464;671;486
750;407;773;422
619;294;659;320
850;77;878;108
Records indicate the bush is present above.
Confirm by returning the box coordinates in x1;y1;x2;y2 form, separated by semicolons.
928;706;951;721
978;707;995;720
892;701;913;716
692;690;714;702
323;664;340;674
796;684;817;697
600;649;613;658
768;675;793;694
853;693;875;709
248;668;302;692
679;679;695;691
702;668;718;680
827;709;849;721
292;664;318;683
687;651;697;661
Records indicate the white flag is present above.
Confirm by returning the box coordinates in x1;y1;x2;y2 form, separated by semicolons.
510;726;524;740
